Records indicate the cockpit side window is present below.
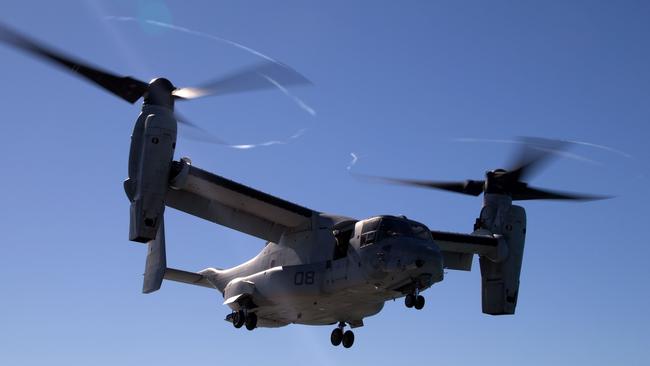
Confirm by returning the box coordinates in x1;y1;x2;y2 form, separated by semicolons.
333;228;353;260
410;222;433;241
360;218;380;247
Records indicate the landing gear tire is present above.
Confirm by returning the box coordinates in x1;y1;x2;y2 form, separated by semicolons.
405;294;416;308
233;310;245;329
414;295;425;310
330;328;343;346
342;330;355;348
245;312;258;331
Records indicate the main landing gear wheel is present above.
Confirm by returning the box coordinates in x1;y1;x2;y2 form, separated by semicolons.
245;312;258;331
405;292;426;310
330;328;343;346
414;295;425;310
232;310;245;329
342;330;355;348
331;322;355;348
405;294;416;308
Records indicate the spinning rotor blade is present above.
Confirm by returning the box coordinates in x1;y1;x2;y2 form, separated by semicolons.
173;61;312;100
362;137;609;202
0;22;148;103
511;185;609;201
0;23;312;106
174;111;230;145
356;174;485;196
505;137;568;183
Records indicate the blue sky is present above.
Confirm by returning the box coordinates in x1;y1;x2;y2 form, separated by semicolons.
0;1;648;365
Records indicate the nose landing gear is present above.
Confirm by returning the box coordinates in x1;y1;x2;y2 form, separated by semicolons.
330;322;355;348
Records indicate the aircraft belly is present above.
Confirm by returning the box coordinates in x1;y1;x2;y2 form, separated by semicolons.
253;283;395;327
231;259;436;328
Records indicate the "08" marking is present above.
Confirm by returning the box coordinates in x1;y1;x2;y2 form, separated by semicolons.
294;271;315;285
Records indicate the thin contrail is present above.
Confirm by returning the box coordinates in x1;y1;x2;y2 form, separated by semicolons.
454;138;521;145
453;137;602;165
105;16;316;111
105;15;316;150
564;139;632;159
455;137;631;159
347;152;359;170
105;16;277;61
262;75;316;116
534;147;601;166
229;128;307;150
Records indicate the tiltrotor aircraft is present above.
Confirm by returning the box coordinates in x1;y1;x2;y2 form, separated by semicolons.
1;23;605;349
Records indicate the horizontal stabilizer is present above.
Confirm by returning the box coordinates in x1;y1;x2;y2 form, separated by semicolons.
142;216;215;293
164;268;214;288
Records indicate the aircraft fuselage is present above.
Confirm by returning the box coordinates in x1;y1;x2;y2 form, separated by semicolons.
201;215;444;328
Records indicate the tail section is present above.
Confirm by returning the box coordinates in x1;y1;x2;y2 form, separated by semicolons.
141;216;217;293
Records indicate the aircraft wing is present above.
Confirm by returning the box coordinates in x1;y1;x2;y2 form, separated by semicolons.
430;230;500;271
165;160;316;242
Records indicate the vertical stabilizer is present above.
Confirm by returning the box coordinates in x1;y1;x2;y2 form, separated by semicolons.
143;217;167;293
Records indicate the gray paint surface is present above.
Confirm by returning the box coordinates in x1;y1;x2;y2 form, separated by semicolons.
146;159;524;331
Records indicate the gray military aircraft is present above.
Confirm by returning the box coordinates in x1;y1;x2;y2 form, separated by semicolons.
1;23;605;349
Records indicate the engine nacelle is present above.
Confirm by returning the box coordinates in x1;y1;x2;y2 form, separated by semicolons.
125;106;177;243
479;203;527;315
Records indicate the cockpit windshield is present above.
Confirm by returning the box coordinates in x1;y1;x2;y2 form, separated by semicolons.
378;217;432;241
360;216;432;247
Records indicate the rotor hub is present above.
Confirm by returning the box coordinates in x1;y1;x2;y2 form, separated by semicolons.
485;169;511;195
144;78;176;109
